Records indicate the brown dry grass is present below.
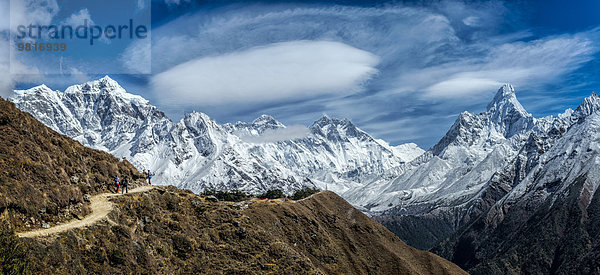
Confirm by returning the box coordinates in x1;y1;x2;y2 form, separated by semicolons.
22;187;466;274
0;97;144;231
246;191;467;274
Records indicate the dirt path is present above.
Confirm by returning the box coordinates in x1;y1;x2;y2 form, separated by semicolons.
17;185;155;238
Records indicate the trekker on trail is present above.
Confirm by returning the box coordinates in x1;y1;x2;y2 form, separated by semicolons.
121;177;129;194
114;176;120;193
147;171;153;185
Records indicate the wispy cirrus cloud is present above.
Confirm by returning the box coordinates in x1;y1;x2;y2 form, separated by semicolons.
128;2;599;148
5;0;599;149
421;32;598;98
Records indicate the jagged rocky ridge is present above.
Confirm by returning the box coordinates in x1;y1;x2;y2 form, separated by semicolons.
430;92;600;273
366;85;600;273
9;76;423;199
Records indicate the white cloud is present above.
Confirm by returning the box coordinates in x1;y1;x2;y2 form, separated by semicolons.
422;33;598;98
151;40;379;105
426;77;501;97
239;125;309;143
122;5;458;75
68;67;91;84
62;9;110;44
9;0;59;32
462;16;481;26
63;8;92;27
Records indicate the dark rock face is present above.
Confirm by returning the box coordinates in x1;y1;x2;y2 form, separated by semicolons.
429;94;600;273
374;214;458;250
433;175;600;274
374;91;600;274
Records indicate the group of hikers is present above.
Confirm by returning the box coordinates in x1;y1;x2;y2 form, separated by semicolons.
112;170;153;194
112;176;130;194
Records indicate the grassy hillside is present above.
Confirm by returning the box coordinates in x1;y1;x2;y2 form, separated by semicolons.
18;187;465;274
0;97;144;231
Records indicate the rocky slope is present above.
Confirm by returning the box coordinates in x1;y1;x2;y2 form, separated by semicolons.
16;187;465;274
10;76;423;199
431;93;600;273
356;86;599;253
0;97;144;232
349;84;542;248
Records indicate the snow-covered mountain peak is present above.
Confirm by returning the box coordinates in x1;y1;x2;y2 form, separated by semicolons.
484;84;534;138
251;114;285;130
31;84;53;92
223;114;286;136
13;84;53;96
11;84;59;106
311;115;353;129
97;75;121;88
184;111;227;133
310;115;369;141
62;76;149;106
486;84;528;116
74;75;123;92
573;92;600;119
312;114;334;125
185;111;215;125
429;84;536;163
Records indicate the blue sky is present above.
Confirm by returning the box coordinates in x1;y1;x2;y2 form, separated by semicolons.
1;0;600;149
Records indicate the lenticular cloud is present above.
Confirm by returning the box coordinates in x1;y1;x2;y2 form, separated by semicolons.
151;40;380;105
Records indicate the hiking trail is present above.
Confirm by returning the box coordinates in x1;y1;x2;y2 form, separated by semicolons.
17;185;155;238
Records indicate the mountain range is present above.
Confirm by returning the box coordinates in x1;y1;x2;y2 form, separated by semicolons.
10;76;423;198
10;77;600;273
